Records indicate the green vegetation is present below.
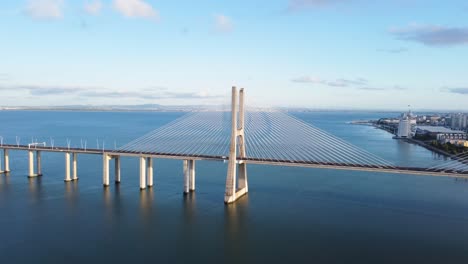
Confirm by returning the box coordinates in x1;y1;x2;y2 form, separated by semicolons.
413;133;433;141
430;141;467;155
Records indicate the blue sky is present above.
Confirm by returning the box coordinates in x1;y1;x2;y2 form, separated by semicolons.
1;0;468;110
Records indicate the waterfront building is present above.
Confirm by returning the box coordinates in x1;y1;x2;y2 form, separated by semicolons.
450;113;467;130
415;126;467;140
396;110;415;138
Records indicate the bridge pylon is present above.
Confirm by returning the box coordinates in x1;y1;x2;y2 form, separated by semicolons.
224;86;248;203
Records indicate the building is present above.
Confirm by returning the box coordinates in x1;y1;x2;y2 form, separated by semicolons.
396;110;416;138
415;126;467;140
451;113;467;130
397;116;411;138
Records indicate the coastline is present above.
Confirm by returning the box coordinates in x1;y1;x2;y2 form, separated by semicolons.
361;122;455;158
403;138;454;158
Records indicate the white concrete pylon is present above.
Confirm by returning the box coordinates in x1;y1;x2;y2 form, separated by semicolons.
183;160;189;194
28;150;37;178
36;151;42;176
1;148;9;174
114;156;121;184
72;153;78;181
0;149;3;174
64;152;72;182
224;86;249;203
189;160;195;191
139;156;147;190
4;149;10;173
237;88;248;192
147;157;153;187
102;153;110;186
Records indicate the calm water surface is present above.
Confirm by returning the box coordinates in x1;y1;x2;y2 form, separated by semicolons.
1;111;468;263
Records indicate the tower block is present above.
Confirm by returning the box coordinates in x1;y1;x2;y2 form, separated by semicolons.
224;86;248;203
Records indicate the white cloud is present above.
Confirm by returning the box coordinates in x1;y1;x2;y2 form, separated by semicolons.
390;24;468;46
214;14;233;33
291;76;368;87
288;0;345;11
84;0;103;15
113;0;159;20
291;76;322;84
25;0;64;19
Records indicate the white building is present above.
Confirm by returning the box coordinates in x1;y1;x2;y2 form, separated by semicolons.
396;111;414;138
451;113;468;130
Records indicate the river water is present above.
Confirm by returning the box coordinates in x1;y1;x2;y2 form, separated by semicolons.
0;111;468;263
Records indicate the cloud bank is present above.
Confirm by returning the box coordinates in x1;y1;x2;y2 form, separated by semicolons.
0;85;220;100
391;24;468;46
25;0;64;19
292;76;407;91
287;0;345;11
84;0;103;15
291;76;368;87
443;87;468;95
113;0;159;20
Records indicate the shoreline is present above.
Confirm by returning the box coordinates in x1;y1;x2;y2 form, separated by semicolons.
367;123;456;158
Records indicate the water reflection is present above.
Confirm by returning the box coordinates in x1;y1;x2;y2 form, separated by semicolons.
396;140;412;165
64;181;79;207
182;192;196;224
139;188;156;237
28;177;43;204
0;173;11;193
0;174;11;207
224;195;249;262
139;188;155;219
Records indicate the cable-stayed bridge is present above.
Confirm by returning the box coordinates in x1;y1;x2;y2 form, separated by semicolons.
1;87;468;203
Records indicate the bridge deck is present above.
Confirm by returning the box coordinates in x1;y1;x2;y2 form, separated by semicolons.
2;144;467;178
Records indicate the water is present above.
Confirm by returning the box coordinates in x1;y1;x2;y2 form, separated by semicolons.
1;111;468;263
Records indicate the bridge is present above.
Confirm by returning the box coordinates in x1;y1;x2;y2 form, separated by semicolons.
1;87;468;203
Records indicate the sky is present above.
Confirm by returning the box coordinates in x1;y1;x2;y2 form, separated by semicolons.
1;0;468;110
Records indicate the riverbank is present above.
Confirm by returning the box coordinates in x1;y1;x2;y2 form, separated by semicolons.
403;138;454;158
368;123;455;158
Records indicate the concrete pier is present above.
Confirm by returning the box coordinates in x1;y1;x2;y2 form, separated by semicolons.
72;153;78;181
64;152;71;182
4;149;10;173
183;160;189;194
102;154;110;186
139;156;146;190
1;149;10;174
28;150;41;178
147;157;153;187
114;156;121;183
224;87;249;203
189;160;195;191
28;151;34;177
37;151;42;176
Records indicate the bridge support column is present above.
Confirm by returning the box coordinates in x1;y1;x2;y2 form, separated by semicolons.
0;150;2;174
238;161;248;192
225;87;248;204
72;153;78;181
147;157;153;188
189;160;195;192
4;149;10;173
183;160;189;194
139;156;146;190
36;151;42;176
28;150;38;178
102;153;110;186
64;152;71;182
114;156;121;184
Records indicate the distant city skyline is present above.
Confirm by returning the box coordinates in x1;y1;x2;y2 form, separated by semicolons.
1;0;468;110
